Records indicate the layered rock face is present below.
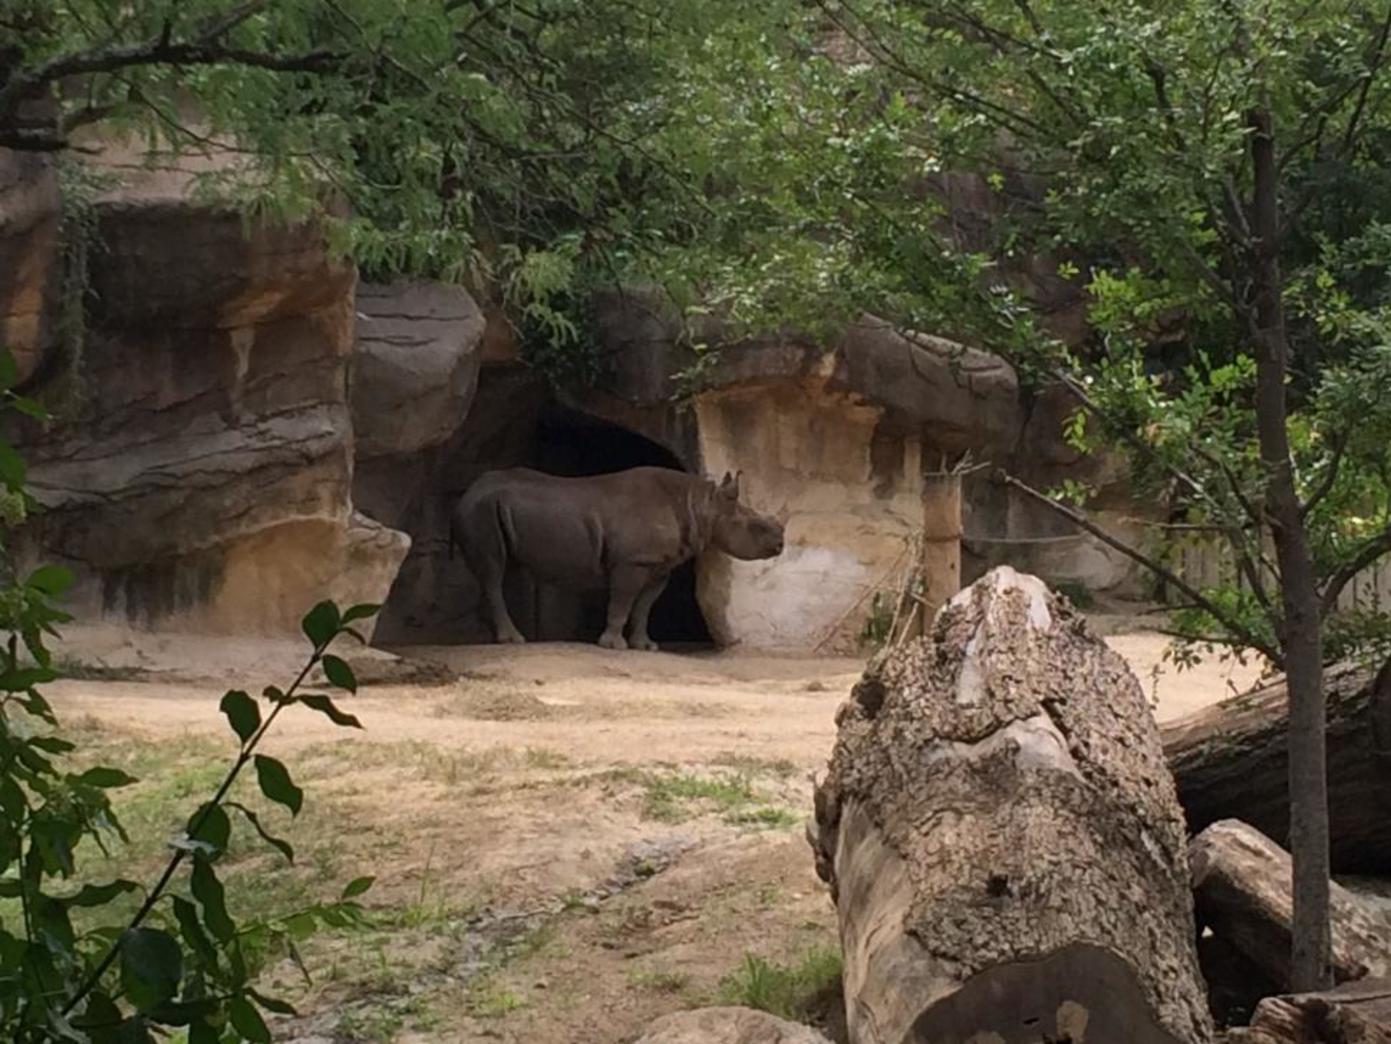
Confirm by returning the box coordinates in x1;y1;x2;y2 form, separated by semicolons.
2;145;408;634
574;288;1143;650
0;150;60;385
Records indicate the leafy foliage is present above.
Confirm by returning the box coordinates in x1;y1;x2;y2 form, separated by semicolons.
0;349;380;1040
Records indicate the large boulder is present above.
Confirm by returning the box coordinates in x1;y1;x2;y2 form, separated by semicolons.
633;1007;833;1044
351;281;485;459
4;141;408;634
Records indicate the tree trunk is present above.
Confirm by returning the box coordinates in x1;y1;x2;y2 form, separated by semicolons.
1223;981;1391;1043
809;566;1214;1044
1190;820;1391;992
1163;660;1391;873
1247;104;1333;991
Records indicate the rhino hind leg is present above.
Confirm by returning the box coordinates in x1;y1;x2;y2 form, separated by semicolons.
627;574;670;652
599;565;652;651
455;509;526;645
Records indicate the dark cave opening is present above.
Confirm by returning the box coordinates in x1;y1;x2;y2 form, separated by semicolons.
530;404;714;649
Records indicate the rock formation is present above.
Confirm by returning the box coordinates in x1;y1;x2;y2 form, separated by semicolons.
809;566;1214;1044
632;1006;834;1044
350;281;484;460
0;150;60;385
2;142;408;634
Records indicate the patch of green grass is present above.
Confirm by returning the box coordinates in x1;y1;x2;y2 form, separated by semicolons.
590;766;799;828
628;967;692;993
468;979;527;1018
726;806;800;830
717;945;843;1020
335;992;439;1043
643;772;756;821
712;752;800;778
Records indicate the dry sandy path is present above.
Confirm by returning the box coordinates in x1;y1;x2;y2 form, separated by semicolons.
38;625;1264;1043
49;627;1261;766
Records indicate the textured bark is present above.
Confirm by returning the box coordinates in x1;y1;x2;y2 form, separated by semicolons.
1191;820;1391;992
1163;661;1391;874
810;565;1214;1044
1247;103;1332;991
1224;981;1391;1043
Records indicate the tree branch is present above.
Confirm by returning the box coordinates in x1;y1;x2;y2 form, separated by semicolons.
0;0;338;142
1341;2;1391;156
1320;523;1391;616
996;470;1282;662
1301;428;1350;519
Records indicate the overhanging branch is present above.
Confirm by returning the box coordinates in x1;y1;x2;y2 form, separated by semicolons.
996;469;1282;664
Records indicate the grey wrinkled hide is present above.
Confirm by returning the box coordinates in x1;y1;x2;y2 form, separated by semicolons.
451;466;784;650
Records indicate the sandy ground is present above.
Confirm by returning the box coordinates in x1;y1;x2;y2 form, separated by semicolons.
41;622;1264;1043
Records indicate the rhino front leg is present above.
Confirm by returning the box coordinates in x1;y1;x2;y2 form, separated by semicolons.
599;565;650;650
627;573;670;652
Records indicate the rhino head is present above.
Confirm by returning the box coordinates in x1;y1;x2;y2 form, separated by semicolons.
708;471;784;560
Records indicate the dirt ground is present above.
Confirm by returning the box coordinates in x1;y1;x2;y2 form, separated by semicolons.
42;621;1263;1043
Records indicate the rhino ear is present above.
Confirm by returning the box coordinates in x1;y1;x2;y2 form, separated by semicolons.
731;470;743;498
718;471;737;498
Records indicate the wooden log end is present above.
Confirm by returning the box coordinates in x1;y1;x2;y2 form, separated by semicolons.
909;943;1194;1044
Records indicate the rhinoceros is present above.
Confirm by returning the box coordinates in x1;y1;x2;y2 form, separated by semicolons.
451;466;784;650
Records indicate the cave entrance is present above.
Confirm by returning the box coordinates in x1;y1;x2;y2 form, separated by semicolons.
531;404;714;649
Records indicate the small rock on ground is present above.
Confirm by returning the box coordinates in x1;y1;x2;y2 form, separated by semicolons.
634;1006;833;1043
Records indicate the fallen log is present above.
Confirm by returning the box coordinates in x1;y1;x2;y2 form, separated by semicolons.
1190;820;1391;991
1163;659;1391;874
810;566;1214;1044
1224;980;1391;1043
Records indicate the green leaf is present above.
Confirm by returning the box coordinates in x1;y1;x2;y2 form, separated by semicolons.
186;803;231;860
254;755;303;817
341;603;381;624
61;879;139;908
228;802;294;864
73;991;127;1039
229;996;271;1044
0;350;16;391
172;895;218;968
119;928;183;1012
248;989;298;1016
191;860;235;943
0;666;58;690
147;998;219;1027
0;440;26;491
341;875;375;900
219;690;260;744
189;1019;220;1044
9;395;48;420
75;766;139;788
301;601;341;648
299;693;363;729
263;685;287;704
25;564;73;597
320;654;357;694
